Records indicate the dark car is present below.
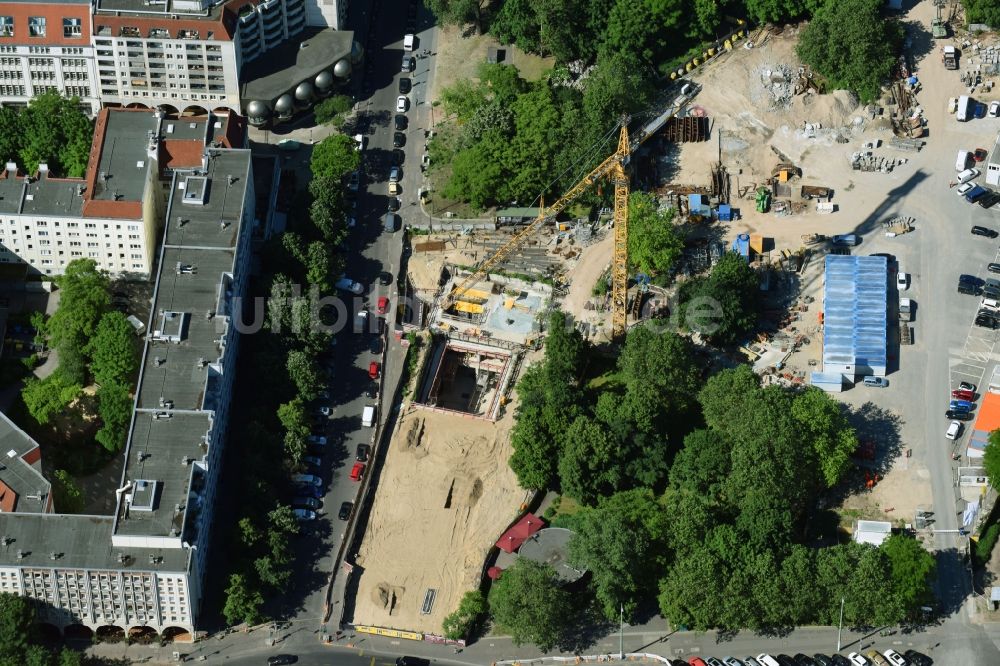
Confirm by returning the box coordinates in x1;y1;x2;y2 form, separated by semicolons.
396;658;428;666
794;655;816;666
979;190;1000;208
401;56;415;72
975;102;988;118
395;113;408;131
989;263;1000;274
356;444;370;462
365;384;378;399
812;656;834;666
292;497;321;511
960;273;982;284
295;484;323;499
967;185;989;203
370;337;383;354
976;314;1000;329
393;148;406;165
393;132;406;148
267;656;297;666
776;656;797;666
338;501;353;520
972;225;998;237
985;286;1000;298
902;650;931;666
379;271;393;285
388;197;401;212
399;77;411;94
946;410;975;420
829;657;851;666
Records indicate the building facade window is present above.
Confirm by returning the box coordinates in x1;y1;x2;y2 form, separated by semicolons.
63;18;82;38
0;16;12;38
28;17;46;38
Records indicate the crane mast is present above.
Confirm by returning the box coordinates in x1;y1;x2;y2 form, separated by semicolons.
442;125;631;318
610;125;631;338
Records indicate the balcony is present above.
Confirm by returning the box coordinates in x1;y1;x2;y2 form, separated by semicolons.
177;30;200;40
120;27;141;38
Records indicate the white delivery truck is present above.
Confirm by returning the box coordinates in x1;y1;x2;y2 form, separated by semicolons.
957;95;973;122
362;405;376;427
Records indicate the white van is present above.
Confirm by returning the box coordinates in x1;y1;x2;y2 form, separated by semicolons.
957;168;980;184
362;405;376;427
957;149;972;171
335;277;364;295
403;33;415;51
756;656;780;666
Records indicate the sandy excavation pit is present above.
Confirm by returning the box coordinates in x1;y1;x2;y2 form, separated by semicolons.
352;404;524;634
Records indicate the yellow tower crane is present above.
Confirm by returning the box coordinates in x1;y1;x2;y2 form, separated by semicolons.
443;123;632;336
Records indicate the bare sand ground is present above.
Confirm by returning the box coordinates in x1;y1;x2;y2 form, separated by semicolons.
352;403;526;634
428;24;555;107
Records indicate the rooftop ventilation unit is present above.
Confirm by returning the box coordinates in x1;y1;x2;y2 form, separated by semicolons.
128;479;158;512
181;175;209;205
152;310;188;343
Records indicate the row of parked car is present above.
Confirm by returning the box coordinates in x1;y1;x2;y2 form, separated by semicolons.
679;648;931;666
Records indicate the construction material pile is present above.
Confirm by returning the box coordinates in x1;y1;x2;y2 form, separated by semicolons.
752;63;794;111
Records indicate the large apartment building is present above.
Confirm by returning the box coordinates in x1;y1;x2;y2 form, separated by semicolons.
0;0;101;113
0;106;244;278
0;0;355;123
0;145;256;638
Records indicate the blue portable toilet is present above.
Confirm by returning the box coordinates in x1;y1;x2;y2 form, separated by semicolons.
731;233;750;261
718;204;732;222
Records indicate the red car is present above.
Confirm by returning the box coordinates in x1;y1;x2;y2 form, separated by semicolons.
369;361;381;379
687;659;707;666
376;296;390;314
350;462;365;481
952;389;975;401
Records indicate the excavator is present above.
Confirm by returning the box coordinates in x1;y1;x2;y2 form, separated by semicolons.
440;89;696;338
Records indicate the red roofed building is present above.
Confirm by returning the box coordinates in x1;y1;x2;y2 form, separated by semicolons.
495;512;545;554
0;106;244;277
0;0;101;113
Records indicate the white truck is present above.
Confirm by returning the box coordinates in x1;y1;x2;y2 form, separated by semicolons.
957;95;973;122
362;405;376;427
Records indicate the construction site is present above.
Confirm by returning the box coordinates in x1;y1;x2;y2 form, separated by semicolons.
347;0;991;639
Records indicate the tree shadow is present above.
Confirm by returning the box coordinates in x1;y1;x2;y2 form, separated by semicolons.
556;599;616;653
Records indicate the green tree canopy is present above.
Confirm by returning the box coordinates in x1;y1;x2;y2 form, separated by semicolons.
222;573;265;626
965;0;1000;26
791;387;858;487
618;322;701;413
568;489;669;620
310;133;360;183
881;534;936;615
48;259;111;381
487;559;573;650
88;311;138;387
0;592;35;662
441;589;488;640
509;311;585;489
21;371;81;426
679;252;761;345
286;350;323;403
626;192;683;276
796;0;902;102
95;381;133;453
0;93;95;177
427;0;492;33
985;430;1000;490
313;95;353;126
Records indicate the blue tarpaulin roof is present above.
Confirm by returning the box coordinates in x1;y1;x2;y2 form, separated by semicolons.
823;255;887;375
